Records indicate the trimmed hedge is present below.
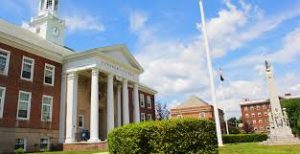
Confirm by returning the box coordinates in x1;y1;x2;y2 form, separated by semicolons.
108;118;217;154
222;134;268;143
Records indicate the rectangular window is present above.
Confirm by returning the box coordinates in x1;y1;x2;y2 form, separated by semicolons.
244;106;248;111
15;138;26;151
44;64;55;86
245;113;249;118
140;113;145;122
21;56;34;81
140;93;145;108
17;91;32;120
146;96;152;109
147;114;152;121
0;48;10;75
177;114;183;118
0;87;6;118
79;115;84;129
41;95;53;122
199;112;206;118
40;138;49;151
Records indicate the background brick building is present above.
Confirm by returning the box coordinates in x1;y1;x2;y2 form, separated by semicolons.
170;96;226;133
240;94;300;133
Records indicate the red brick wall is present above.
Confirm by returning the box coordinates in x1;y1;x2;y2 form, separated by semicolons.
0;42;62;130
128;88;155;122
241;102;271;132
139;90;155;121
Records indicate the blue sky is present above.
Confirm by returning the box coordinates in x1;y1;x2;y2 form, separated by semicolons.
1;0;300;118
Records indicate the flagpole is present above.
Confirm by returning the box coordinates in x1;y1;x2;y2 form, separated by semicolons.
198;0;223;146
220;81;229;135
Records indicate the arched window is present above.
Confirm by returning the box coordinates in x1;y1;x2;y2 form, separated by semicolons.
54;0;59;11
40;0;45;10
46;0;53;9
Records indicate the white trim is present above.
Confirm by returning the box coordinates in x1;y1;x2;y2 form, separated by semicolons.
15;138;27;152
40;137;50;151
20;56;35;81
0;48;10;76
78;114;84;129
0;86;6;118
140;113;146;122
41;95;53;122
43;63;55;86
140;93;145;108
16;91;32;120
146;95;152;109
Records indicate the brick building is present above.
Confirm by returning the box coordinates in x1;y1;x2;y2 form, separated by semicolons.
0;0;157;152
240;94;300;133
170;96;226;133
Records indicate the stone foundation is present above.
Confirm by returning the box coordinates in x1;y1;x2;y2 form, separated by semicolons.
63;141;107;151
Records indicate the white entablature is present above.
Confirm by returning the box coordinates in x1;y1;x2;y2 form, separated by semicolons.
63;45;144;82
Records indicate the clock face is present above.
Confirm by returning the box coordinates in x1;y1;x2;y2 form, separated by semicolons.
52;27;60;36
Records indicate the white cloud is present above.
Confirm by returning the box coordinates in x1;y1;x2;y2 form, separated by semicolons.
226;25;300;68
64;15;105;33
129;11;148;32
132;0;300;118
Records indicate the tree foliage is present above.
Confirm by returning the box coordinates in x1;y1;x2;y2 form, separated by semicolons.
281;98;300;136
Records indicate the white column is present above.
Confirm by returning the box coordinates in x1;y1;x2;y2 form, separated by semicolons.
107;74;115;132
117;85;122;126
133;83;140;123
122;79;130;124
65;72;78;143
59;73;67;143
88;69;100;142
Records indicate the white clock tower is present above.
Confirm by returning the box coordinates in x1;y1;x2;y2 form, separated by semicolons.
28;0;65;46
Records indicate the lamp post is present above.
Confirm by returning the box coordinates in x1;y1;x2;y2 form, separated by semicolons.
198;0;223;146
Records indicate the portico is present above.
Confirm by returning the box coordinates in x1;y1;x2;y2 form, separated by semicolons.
60;45;144;144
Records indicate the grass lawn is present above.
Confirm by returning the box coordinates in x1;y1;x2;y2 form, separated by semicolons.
219;143;300;154
30;143;300;154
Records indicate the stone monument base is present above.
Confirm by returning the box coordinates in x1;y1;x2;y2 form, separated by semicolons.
261;127;300;145
262;137;300;145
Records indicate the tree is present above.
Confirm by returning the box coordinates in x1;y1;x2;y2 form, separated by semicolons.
242;122;254;134
281;98;300;136
155;102;170;120
227;117;240;134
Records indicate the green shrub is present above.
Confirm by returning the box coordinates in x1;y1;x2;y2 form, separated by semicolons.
222;134;268;143
108;118;218;154
14;148;25;154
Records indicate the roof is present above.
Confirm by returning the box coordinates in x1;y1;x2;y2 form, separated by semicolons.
173;96;210;109
0;19;73;63
139;83;158;95
240;95;300;106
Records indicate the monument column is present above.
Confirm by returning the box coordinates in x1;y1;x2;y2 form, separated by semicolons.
88;68;100;142
262;61;300;145
133;83;140;123
65;72;78;143
107;74;115;132
122;79;130;124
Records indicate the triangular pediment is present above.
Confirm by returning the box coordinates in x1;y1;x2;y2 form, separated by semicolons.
99;45;143;71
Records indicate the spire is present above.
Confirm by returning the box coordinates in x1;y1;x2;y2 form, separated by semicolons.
38;0;59;17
